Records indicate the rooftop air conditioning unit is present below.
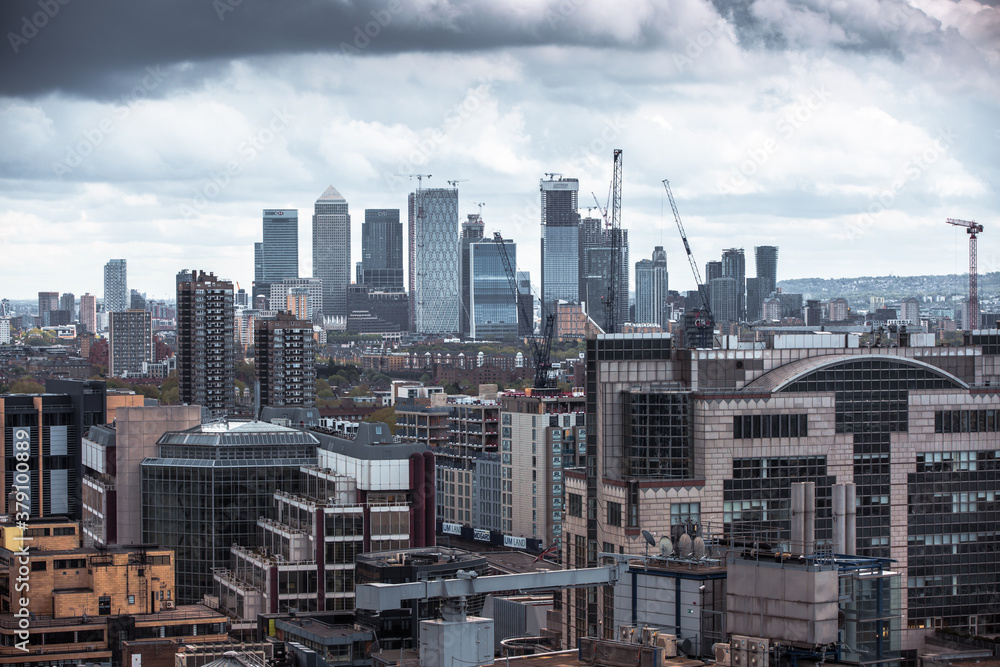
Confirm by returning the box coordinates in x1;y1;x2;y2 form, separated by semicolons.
163;600;175;609
655;634;677;659
714;643;732;666
619;625;636;643
641;626;658;646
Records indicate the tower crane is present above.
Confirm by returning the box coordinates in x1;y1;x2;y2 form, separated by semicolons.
946;218;984;328
663;179;715;345
588;150;623;333
493;231;556;395
446;179;467;188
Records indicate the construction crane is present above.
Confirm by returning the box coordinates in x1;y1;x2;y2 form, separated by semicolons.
446;179;467;187
663;179;715;345
946;218;984;328
493;231;555;395
473;201;485;218
605;149;623;334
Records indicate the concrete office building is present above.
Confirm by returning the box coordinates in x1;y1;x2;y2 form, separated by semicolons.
409;186;460;334
176;270;235;417
82;405;202;548
104;259;128;313
541;177;580;324
313;186;351;318
561;330;1000;655
109;309;154;377
213;422;431;620
142;420;319;604
361;208;404;291
254;311;316;408
269;276;324;321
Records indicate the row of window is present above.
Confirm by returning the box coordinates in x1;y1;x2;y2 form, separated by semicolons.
733;414;809;439
935;409;1000;433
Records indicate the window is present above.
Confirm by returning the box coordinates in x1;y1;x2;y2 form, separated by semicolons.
128;595;135;605
98;596;111;615
53;526;75;536
607;501;622;527
31;561;46;571
568;493;583;518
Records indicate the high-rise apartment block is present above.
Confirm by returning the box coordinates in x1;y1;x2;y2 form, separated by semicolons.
722;247;746;321
517;271;534;336
79;293;96;333
635;246;668;327
262;208;299;283
103;259;128;313
901;298;920;325
255;311;317;408
540;177;580;324
176;270;235;416
38;291;59;316
709;276;738;324
470;238;518;340
108;309;154;377
409;186;459;334
460;214;485;338
361;208;404;290
59;292;75;314
313;186;351;318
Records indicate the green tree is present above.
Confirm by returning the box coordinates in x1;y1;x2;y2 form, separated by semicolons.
364;407;397;433
9;378;45;394
348;384;371;397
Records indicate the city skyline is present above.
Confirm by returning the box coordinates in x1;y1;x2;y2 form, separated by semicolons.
0;1;996;300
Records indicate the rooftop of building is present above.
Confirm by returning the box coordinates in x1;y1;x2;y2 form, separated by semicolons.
357;546;487;569
155;419;320;447
312;421;428;460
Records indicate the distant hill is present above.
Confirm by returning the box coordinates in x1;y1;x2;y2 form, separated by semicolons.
776;272;1000;310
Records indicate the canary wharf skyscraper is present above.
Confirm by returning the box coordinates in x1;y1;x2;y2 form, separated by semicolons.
312;186;350;318
262;209;299;282
408;186;459;334
540;177;579;323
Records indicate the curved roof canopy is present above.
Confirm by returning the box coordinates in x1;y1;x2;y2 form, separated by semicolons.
744;354;969;393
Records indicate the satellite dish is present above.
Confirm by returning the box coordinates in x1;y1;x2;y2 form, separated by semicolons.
658;536;673;558
693;536;706;560
678;533;694;558
641;530;657;547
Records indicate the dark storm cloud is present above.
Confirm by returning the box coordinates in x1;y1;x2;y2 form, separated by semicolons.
0;0;663;99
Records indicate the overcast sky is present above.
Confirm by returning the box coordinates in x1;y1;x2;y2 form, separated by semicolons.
1;0;998;302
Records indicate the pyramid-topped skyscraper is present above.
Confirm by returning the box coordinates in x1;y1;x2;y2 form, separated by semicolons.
312;185;350;319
